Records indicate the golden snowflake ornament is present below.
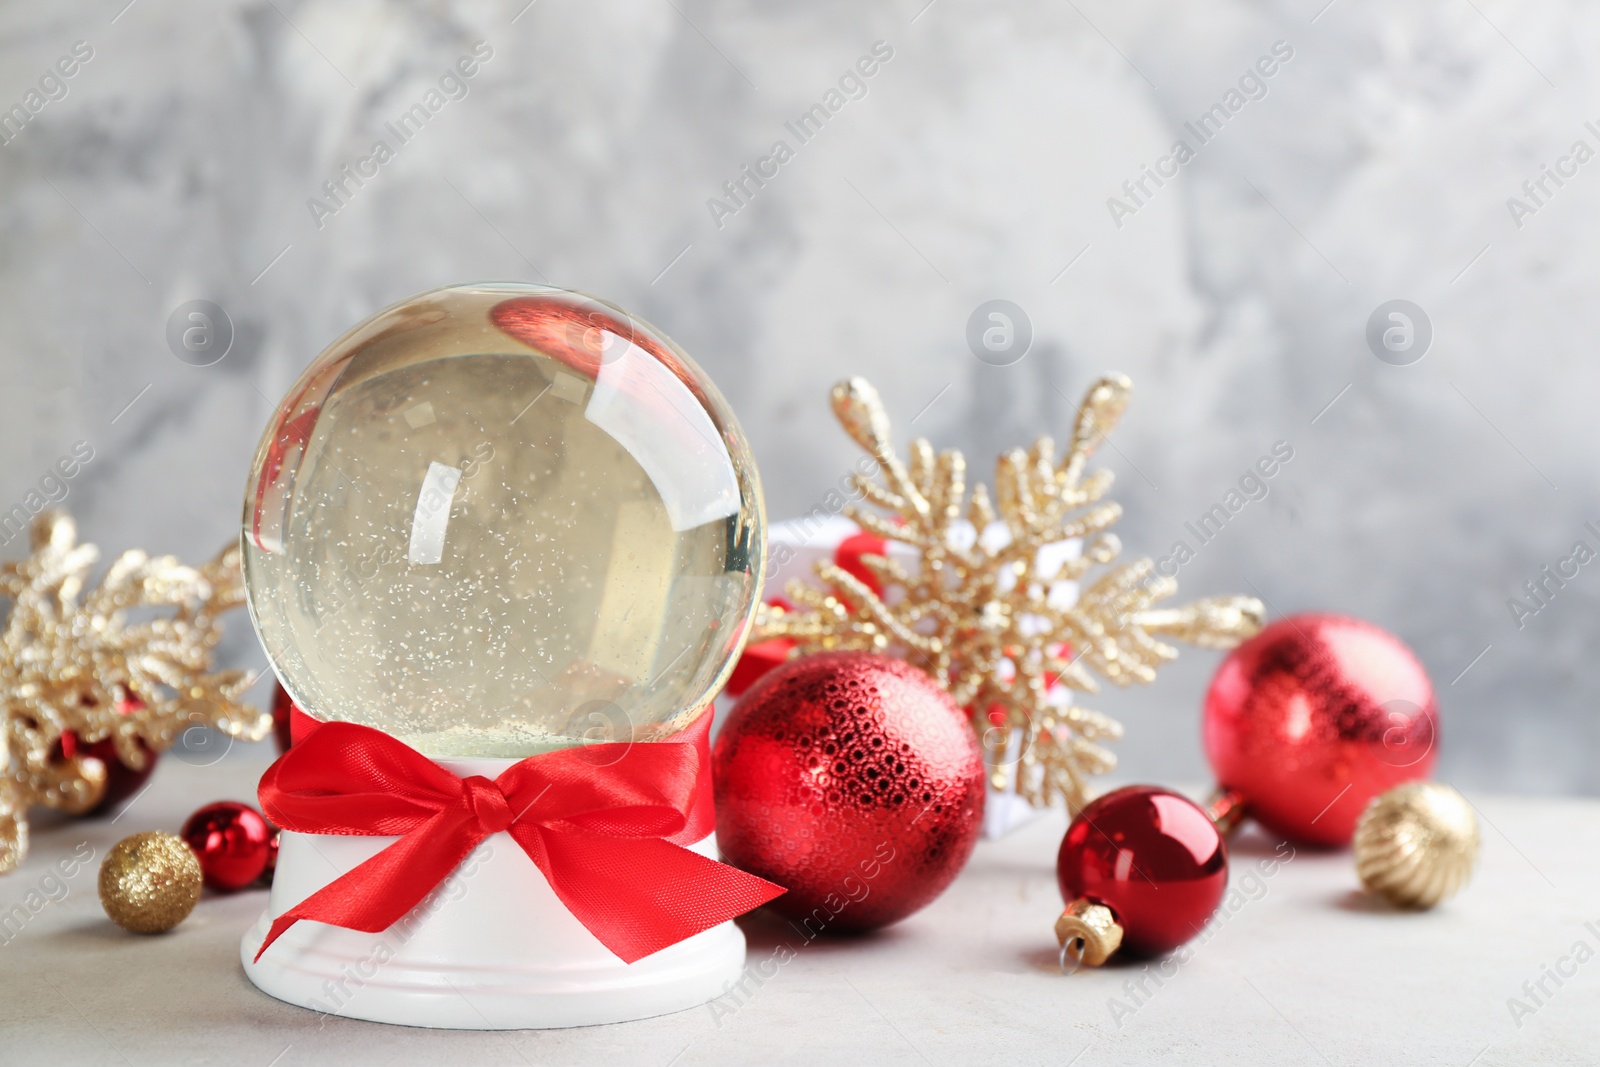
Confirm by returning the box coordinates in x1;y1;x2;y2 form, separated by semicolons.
0;510;270;873
753;375;1265;813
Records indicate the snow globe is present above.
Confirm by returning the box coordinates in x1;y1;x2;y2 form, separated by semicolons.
238;283;767;1028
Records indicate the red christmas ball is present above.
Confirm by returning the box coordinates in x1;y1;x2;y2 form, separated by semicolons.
261;824;279;885
1057;786;1228;958
78;736;158;814
56;699;158;816
713;651;985;933
180;801;275;891
1204;613;1437;847
271;682;295;754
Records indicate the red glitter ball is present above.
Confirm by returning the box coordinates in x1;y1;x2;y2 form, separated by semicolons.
1204;613;1438;847
181;801;275;891
713;651;985;933
1057;786;1228;956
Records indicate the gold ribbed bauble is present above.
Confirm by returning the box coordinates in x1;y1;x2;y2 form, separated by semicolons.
1354;782;1478;909
99;832;202;933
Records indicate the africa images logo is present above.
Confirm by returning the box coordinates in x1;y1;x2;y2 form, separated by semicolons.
1105;40;1295;229
306;42;494;229
705;41;895;229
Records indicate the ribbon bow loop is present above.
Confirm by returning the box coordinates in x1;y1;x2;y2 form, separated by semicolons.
255;715;783;965
496;742;699;840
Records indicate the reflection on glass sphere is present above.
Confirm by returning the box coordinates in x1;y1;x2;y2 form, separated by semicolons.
242;284;765;757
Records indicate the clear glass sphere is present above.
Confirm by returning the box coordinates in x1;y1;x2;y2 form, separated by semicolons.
242;283;765;757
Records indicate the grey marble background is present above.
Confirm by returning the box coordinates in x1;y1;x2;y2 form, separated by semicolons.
0;0;1593;795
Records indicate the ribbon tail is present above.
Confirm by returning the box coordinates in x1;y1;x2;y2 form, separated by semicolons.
254;811;484;962
518;829;784;964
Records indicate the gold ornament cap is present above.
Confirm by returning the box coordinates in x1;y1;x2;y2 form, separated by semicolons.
1354;782;1479;909
99;832;202;933
1205;787;1248;837
1055;899;1123;971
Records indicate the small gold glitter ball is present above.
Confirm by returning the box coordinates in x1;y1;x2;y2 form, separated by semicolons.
99;832;202;934
1354;782;1479;909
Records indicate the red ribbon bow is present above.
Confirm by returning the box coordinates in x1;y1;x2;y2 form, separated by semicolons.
254;714;783;964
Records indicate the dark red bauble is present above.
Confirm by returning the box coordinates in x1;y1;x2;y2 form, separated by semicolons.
713;652;985;933
1204;613;1438;847
1057;786;1228;957
261;824;279;884
181;801;275;891
56;699;158;816
271;682;294;754
78;736;157;814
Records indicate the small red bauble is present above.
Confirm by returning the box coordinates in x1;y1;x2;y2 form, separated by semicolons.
181;801;275;891
261;825;279;884
713;651;985;933
1056;786;1228;964
1203;613;1438;847
78;736;157;814
271;682;294;754
56;699;158;816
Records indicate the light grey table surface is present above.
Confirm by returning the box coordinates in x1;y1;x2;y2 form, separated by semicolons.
3;752;1595;1066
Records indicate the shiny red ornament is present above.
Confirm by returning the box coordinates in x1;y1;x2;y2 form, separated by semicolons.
1203;613;1438;847
181;801;275;891
56;698;158;815
1056;786;1228;963
261;826;279;884
271;682;295;754
713;651;985;933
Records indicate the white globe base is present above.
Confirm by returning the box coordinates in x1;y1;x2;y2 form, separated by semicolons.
240;758;746;1030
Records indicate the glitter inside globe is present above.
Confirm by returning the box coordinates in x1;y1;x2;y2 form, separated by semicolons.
242;284;765;757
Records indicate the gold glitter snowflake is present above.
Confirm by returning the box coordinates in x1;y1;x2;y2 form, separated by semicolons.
753;375;1265;813
0;510;270;873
